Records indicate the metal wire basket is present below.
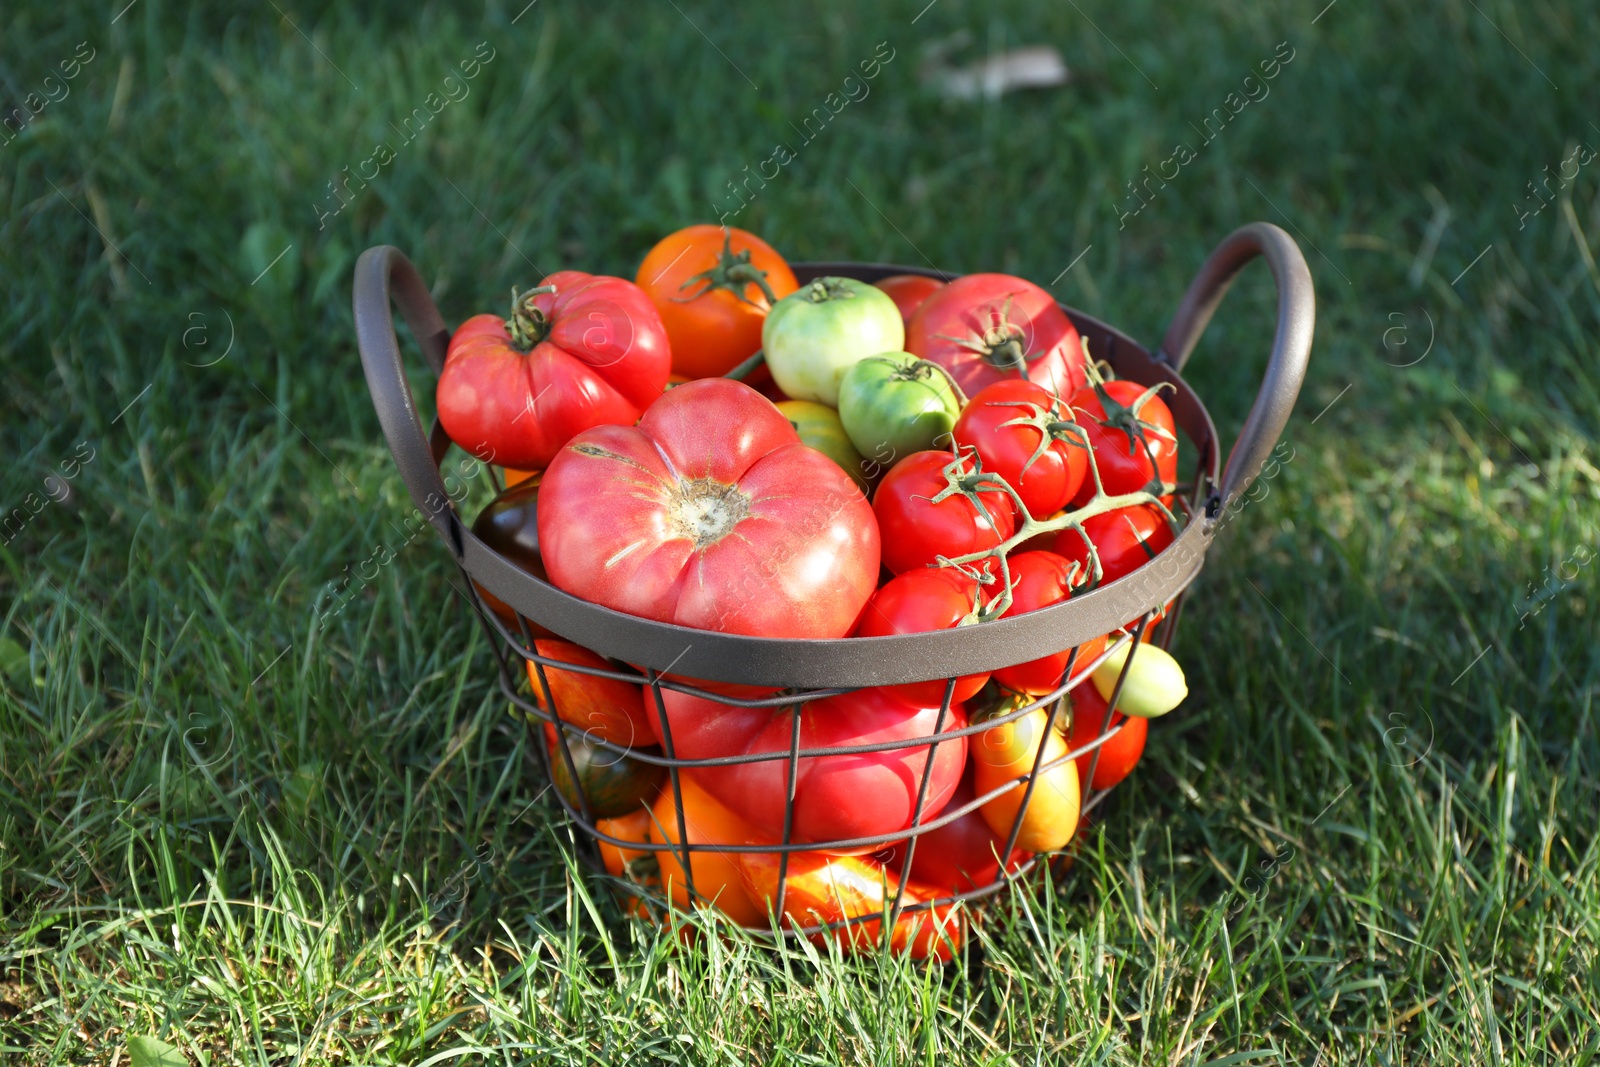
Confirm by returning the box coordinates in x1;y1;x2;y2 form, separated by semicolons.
352;222;1314;944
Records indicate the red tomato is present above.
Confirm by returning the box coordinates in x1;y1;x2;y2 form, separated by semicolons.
1054;503;1176;587
636;225;799;379
853;566;995;706
905;273;1089;399
953;379;1090;520
873;450;1016;575
737;850;964;961
538;379;880;639
1068;379;1179;506
437;271;670;470
884;898;965;962
1068;682;1148;791
648;685;967;847
887;775;1029;893
524;639;651;747
991;551;1108;695
874;274;947;326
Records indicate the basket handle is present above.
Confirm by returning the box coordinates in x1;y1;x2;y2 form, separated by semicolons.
1156;221;1314;514
352;245;462;554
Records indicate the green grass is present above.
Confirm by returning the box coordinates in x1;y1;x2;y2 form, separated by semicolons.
2;0;1598;1062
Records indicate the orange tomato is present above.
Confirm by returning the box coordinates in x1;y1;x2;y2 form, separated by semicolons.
596;808;653;878
526;640;652;747
648;777;768;927
621;884;658;921
887;899;964;962
970;696;1081;852
501;467;538;488
598;809;662;921
636;225;798;379
738;850;963;961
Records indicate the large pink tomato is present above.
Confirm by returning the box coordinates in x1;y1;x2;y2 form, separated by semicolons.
538;379;880;638
436;271;671;470
648;685;968;847
905;273;1090;399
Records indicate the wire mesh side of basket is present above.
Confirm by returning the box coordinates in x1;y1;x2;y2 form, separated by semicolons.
457;548;1196;943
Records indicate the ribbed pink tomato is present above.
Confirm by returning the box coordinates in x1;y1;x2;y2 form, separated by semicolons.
538;379;880;639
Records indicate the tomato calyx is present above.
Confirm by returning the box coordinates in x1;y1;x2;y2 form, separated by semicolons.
920;446;1014;534
858;354;972;408
967;683;1031;726
935;294;1036;376
675;229;780;308
987;394;1092;479
930;557;1007;626
505;283;561;350
1082;363;1178;495
797;277;858;304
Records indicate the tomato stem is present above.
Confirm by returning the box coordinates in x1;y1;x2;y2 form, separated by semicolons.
987;395;1091;478
507;284;559;351
723;349;766;381
908;358;969;408
934;295;1036;377
675;228;780;307
934;431;1178;613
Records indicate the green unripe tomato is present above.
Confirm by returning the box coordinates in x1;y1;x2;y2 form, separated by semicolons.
776;400;872;493
837;352;963;471
1091;641;1187;718
762;277;905;406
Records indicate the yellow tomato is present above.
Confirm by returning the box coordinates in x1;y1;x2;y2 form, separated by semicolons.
775;400;872;493
970;698;1081;852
